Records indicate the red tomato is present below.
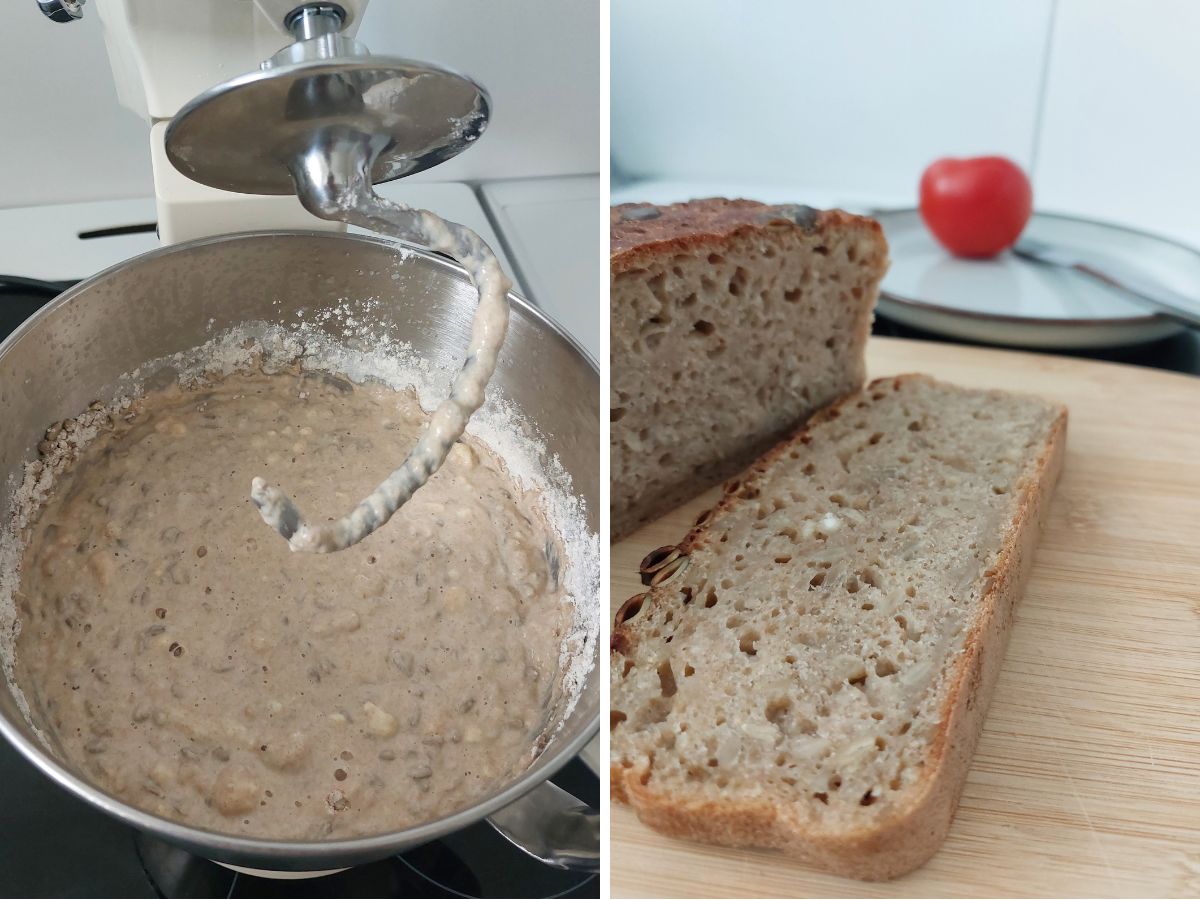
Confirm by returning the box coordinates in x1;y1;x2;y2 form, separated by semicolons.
918;156;1033;258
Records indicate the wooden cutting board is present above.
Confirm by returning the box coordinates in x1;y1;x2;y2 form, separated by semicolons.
610;337;1200;898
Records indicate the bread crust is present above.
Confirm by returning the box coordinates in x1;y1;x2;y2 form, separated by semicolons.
610;198;884;274
611;374;1068;880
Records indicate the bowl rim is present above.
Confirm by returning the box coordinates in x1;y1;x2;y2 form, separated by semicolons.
0;228;600;867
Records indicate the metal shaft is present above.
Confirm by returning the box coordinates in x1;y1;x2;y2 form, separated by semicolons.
285;3;346;41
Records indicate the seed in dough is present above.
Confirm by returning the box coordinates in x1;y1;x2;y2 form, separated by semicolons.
362;701;399;737
212;764;260;816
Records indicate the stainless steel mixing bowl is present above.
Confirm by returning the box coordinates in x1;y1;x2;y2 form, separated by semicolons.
0;231;599;871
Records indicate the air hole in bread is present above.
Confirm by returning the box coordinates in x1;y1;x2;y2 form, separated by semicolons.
764;698;791;725
907;420;922;432
992;485;1008;495
875;736;888;750
728;267;749;297
707;758;719;768
814;245;829;256
774;555;792;565
738;630;760;656
828;775;842;791
813;791;829;804
845;576;861;594
706;253;725;265
683;664;695;677
784;654;797;665
809;571;826;589
657;662;678;698
898;722;912;735
704;589;719;608
611;710;627;729
610;407;627;423
622;659;635;677
860;791;876;807
784;288;801;303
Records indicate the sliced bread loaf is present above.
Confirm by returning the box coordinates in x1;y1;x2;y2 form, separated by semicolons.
610;374;1067;880
610;199;888;540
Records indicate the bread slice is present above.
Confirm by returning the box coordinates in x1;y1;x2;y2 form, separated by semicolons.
610;199;888;540
610;374;1066;880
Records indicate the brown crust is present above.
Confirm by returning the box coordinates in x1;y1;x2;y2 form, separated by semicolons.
610;374;1068;880
610;198;884;276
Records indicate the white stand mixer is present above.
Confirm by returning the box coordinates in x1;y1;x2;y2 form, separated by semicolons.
40;0;373;243
31;0;599;877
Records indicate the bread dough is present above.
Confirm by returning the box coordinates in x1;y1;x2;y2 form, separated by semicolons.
14;371;570;839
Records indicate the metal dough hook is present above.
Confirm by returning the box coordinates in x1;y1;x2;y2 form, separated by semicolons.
165;3;512;553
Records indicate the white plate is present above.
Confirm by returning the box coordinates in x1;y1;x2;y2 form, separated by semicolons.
876;209;1197;348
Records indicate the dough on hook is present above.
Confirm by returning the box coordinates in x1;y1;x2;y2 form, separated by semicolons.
251;194;511;553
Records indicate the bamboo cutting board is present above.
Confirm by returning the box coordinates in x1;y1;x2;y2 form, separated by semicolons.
611;337;1200;898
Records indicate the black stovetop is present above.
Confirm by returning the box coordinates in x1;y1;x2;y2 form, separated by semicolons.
0;287;598;899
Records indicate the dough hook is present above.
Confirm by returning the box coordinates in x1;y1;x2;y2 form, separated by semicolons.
165;2;512;553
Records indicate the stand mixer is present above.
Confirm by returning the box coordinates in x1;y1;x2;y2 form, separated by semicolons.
17;0;599;879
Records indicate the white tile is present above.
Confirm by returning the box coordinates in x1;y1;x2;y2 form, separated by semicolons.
359;1;600;184
612;0;1053;201
0;15;152;209
481;177;601;359
1034;0;1200;249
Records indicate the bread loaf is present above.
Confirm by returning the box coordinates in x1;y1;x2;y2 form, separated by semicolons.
610;374;1067;879
610;199;888;540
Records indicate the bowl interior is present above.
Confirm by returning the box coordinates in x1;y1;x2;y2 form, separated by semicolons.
0;231;599;869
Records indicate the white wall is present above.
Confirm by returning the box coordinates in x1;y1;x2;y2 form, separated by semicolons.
0;0;599;209
612;0;1200;247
